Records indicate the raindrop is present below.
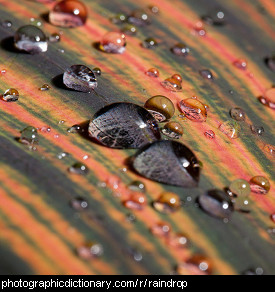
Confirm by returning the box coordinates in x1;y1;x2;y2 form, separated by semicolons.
148;5;159;14
204;130;215;139
219;120;240;139
88;102;160;149
141;37;158;49
126;213;136;223
70;196;88;211
144;95;175;122
121;23;138;35
92;67;101;76
68;162;89;175
39;84;51;91
49;32;61;43
177;255;212;275
145;68;159;77
162;122;183;139
123;192;147;210
263;144;274;156
128;9;150;26
198;189;234;219
127;247;143;262
249;176;270;194
259;88;275;110
30;17;43;27
250;125;264;136
110;13;127;24
2;88;19;102
49;0;88;28
233;59;247;70
63;65;97;92
167;233;188;248
77;241;103;259
67;124;82;133
128;181;146;192
171;43;189;56
242;267;264;275
179;97;207;122
229;179;251;196
230;107;246;121
132;140;200;187
99;32;126;54
199;69;213;80
153;192;181;213
150;221;171;237
161;74;182;91
57;152;69;159
1;20;12;28
19;126;39;145
14;25;48;54
202;10;226;26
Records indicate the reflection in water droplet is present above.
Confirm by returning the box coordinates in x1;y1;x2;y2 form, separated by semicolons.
204;130;215;139
132;140;200;187
2;88;19;102
20;126;39;145
144;95;175;122
63;65;97;92
229;179;251;196
177;255;212;275
123;192;147;210
199;69;213;80
128;181;146;192
14;25;48;54
219;120;240;139
230;107;246;121
69;162;89;175
142;37;158;49
99;32;126;54
179;97;207;122
150;222;171;237
198;189;234;219
121;23;138;35
161;74;182;91
128;9;150;26
49;32;61;43
233;59;247;70
49;0;88;28
70;196;88;211
250;176;270;194
153;192;181;213
171;43;189;56
250;125;264;136
39;84;51;91
162;122;183;139
145;68;159;77
77;241;103;259
88;102;160;149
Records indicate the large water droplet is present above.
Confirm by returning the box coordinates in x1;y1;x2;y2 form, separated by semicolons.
14;25;48;54
132;140;200;187
49;0;87;28
99;32;126;54
63;65;97;92
179;97;207;122
249;176;270;194
88;102;160;149
198;189;234;219
2;88;19;102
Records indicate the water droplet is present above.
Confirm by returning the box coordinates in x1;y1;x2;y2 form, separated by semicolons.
204;130;215;139
58;48;65;53
192;22;206;36
57;151;69;159
250;125;264;136
70;196;88;211
69;162;89;175
171;43;189;56
63;65;97;92
233;59;247;70
161;74;182;91
121;23;138;35
199;69;213;80
229;179;251;196
128;181;146;192
150;221;171;237
30;17;43;27
219;120;240;139
49;32;61;42
259;88;275;110
126;213;136;223
271;214;275;223
67;124;82;133
82;154;89;160
141;37;158;49
128;247;143;262
177;255;212;275
153;192;181;213
232;195;251;212
179;97;207;122
1;69;7;74
250;176;270;194
39;126;51;132
162;122;183;139
167;233;188;248
49;0;87;28
77;241;103;259
144;95;175;122
145;68;159;78
263;144;274;156
92;67;101;76
39;84;51;91
266;55;275;72
123;192;147;210
14;25;48;54
19;126;39;144
148;5;159;14
230;107;246;121
132;140;200;187
88;102;160;149
202;10;226;26
110;13;127;24
1;20;12;28
198;189;234;219
242;267;264;275
99;32;126;54
2;88;19;102
128;9;150;26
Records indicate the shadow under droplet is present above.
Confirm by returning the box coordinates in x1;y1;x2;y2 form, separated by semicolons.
40;12;50;24
92;42;102;52
52;74;74;91
1;36;26;54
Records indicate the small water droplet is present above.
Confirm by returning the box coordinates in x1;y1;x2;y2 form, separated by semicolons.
141;37;158;49
2;88;19;102
70;196;88;211
92;67;101;76
202;10;226;26
250;125;264;136
229;179;251;196
58;48;65;53
219;120;240;139
69;162;89;175
250;176;270;194
58;120;65;124
39;84;51;91
127;247;143;262
204;130;215;139
271;214;275;223
266;55;275;72
110;13;127;24
99;32;126;54
77;241;103;259
67;124;82;133
121;23;138;35
126;213;136;223
162;122;183;139
171;43;189;56
144;95;175;122
263;144;274;156
14;25;48;54
242;267;264;275
30;17;43;27
63;65;97;92
49;32;61;42
123;192;147;210
179;97;207;122
148;5;159;14
145;68;159;77
153;192;181;213
150;221;171;237
167;233;188;248
177;255;212;275
19;126;39;145
199;69;213;80
192;22;206;36
161;74;182;91
1;20;12;28
233;59;247;70
128;9;150;26
259;88;275;109
128;181;146;192
39;126;51;132
57;152;69;159
230;107;246;121
49;0;87;28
